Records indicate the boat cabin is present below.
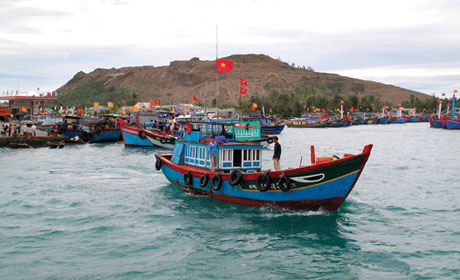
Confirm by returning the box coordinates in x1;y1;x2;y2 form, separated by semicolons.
173;139;262;173
199;121;261;141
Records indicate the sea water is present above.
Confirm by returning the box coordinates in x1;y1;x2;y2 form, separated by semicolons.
1;123;459;279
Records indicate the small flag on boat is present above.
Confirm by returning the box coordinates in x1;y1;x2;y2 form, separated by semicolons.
107;102;113;108
37;87;39;91
154;99;161;105
442;93;446;96
132;106;138;112
186;121;192;134
269;108;273;114
454;90;458;94
122;99;125;103
77;107;82;115
193;95;199;102
216;59;233;72
94;102;99;107
149;103;154;109
240;88;247;95
252;103;258;108
16;90;18;95
240;79;247;86
20;106;27;113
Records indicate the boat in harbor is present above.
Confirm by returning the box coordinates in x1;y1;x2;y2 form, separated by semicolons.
287;116;328;128
155;130;372;211
0;133;67;148
58;116;121;142
117;118;176;148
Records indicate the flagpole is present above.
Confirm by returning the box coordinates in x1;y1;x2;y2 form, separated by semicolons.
216;24;219;121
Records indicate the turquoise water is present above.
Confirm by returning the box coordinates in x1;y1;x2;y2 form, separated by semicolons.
1;123;460;279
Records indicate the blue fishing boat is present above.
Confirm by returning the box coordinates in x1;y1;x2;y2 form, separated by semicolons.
155;131;373;211
58;116;121;142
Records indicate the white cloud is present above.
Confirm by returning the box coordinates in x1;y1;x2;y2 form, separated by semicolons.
1;0;460;94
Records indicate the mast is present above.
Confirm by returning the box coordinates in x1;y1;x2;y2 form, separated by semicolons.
216;24;219;121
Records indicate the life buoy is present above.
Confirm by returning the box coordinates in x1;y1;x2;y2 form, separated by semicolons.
229;170;242;186
184;171;193;185
267;137;274;144
211;174;222;190
155;159;162;170
139;130;146;139
278;174;291;192
256;173;271;191
199;174;208;188
160;137;167;144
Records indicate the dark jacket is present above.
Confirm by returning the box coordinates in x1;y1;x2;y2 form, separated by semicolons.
273;142;281;159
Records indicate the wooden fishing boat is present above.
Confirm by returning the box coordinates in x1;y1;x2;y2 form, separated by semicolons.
58;116;121;142
118;118;156;148
287;118;328;128
0;134;68;148
155;131;372;211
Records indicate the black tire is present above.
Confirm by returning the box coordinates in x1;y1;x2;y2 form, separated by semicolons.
279;174;291;192
199;174;208;188
211;174;222;191
256;173;271;192
228;170;242;186
160;137;167;144
184;171;193;185
139;130;146;139
267;137;274;144
155;159;162;170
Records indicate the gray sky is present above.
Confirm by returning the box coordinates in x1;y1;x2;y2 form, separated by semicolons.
1;0;459;97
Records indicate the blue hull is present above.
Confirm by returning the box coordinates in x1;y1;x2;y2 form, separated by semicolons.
120;126;153;147
261;125;285;135
445;120;460;129
161;163;359;203
91;129;121;142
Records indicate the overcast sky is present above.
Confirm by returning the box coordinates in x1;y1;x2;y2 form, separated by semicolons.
1;0;459;97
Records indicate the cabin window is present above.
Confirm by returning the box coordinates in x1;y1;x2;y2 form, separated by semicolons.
233;149;242;167
243;150;247;161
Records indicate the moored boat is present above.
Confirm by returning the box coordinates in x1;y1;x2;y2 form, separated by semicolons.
287;118;328;128
154;131;372;211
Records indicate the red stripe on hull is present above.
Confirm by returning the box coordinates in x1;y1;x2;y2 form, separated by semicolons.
125;144;153;148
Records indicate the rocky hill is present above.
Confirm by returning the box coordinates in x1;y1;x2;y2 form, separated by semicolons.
57;54;430;108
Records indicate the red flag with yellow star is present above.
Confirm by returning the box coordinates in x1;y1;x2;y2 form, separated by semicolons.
216;59;233;72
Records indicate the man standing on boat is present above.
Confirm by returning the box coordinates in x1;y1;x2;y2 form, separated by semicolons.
272;136;281;170
208;136;218;172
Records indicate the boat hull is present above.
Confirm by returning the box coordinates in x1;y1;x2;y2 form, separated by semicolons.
118;120;154;148
445;119;460;129
261;124;285;135
287;120;328;128
155;145;372;211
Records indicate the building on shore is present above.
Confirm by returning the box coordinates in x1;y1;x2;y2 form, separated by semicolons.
0;95;58;119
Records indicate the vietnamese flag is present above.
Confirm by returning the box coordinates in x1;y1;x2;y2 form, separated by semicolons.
193;95;199;102
251;104;255;111
216;59;233;72
240;88;247;95
442;93;446;97
77;107;82;115
154;99;161;105
122;100;126;103
240;78;247;86
149;103;154;109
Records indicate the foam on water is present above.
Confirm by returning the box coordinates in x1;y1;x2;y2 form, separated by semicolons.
1;123;460;279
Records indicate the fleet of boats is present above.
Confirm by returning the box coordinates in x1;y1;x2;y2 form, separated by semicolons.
2;105;459;211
